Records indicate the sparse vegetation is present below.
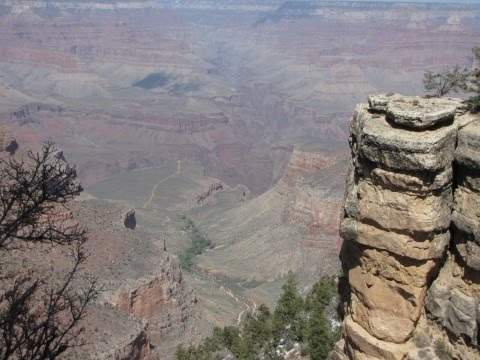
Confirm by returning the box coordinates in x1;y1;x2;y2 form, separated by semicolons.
465;46;480;113
435;338;452;360
175;273;340;360
423;46;480;113
423;65;469;97
413;331;431;348
179;216;212;271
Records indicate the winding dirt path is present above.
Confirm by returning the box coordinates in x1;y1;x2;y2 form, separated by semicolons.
142;160;181;209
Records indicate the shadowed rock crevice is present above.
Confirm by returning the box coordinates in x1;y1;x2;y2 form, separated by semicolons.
334;94;480;359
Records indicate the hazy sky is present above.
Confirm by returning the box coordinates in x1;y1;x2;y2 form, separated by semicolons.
314;0;480;3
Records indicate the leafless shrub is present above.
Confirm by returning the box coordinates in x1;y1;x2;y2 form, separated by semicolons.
0;142;98;359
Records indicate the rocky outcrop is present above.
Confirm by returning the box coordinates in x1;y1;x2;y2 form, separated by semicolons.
123;207;136;230
114;253;196;349
115;253;195;317
335;94;480;359
63;197;198;359
115;327;151;360
0;125;18;154
196;181;223;204
282;150;331;186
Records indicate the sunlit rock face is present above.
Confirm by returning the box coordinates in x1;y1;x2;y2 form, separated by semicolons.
334;95;480;360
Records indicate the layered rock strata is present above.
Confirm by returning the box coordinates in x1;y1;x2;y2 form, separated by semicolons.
334;94;480;359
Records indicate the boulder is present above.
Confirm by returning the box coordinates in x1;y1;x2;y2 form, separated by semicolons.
368;93;401;112
123;207;136;230
385;96;457;130
356;105;458;172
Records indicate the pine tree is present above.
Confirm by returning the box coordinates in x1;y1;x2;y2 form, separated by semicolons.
306;309;333;360
305;276;340;360
272;271;303;341
242;304;271;354
305;276;336;312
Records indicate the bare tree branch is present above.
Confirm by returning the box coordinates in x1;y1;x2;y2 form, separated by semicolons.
0;142;98;359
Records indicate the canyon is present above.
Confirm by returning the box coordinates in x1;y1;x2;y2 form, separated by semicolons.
0;0;479;358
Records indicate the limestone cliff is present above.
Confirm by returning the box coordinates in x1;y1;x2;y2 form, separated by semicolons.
334;94;480;359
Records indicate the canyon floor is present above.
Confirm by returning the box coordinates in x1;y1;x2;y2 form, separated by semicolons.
1;1;480;358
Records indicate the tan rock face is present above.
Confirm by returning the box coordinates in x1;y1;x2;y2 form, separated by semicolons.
346;244;437;343
455;119;480;171
368;166;453;194
425;255;480;351
358;181;452;233
349;221;450;260
343;316;409;360
337;95;480;359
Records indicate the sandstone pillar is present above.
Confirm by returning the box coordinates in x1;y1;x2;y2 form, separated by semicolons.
334;94;480;359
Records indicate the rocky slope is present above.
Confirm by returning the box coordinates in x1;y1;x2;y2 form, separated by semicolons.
68;197;198;359
334;94;479;359
0;127;197;359
189;144;347;282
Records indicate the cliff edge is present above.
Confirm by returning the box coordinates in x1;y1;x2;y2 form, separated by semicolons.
334;94;479;359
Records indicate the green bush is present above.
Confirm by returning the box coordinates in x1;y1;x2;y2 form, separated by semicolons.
179;217;212;271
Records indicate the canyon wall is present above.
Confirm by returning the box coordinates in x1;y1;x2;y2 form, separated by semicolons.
334;94;479;359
